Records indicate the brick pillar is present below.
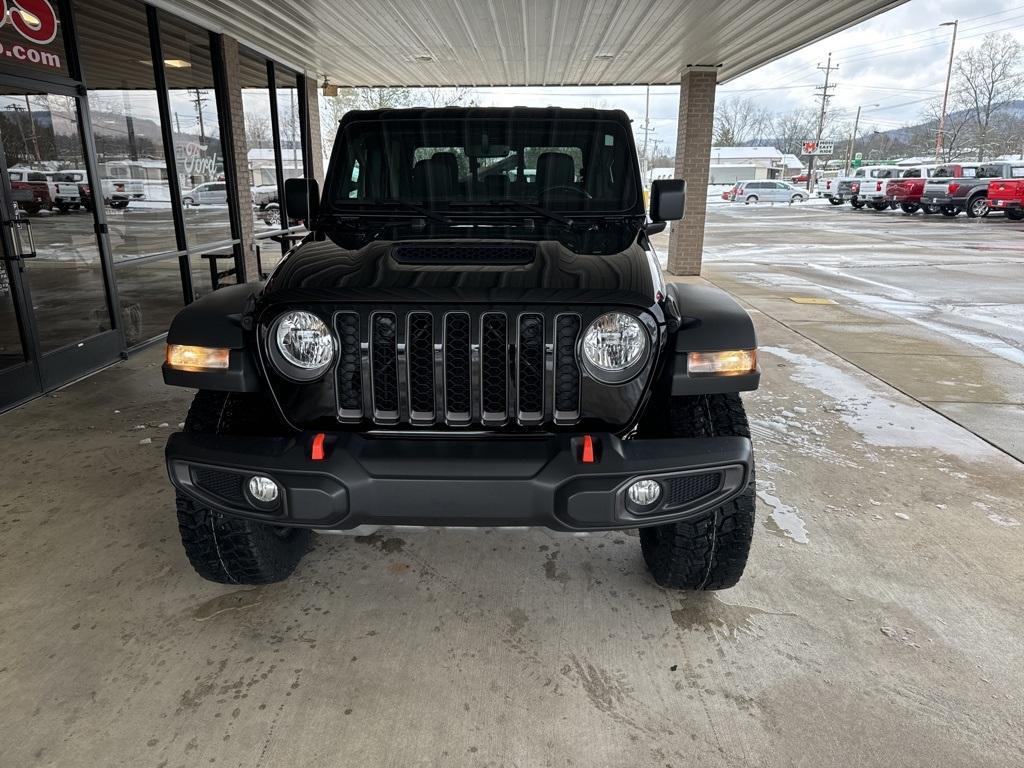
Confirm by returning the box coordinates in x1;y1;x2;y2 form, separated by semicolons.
217;36;259;282
666;69;717;276
303;78;325;185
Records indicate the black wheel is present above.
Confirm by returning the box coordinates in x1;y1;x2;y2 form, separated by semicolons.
922;204;940;215
637;393;755;591
850;199;866;209
828;197;842;205
745;195;758;204
175;390;310;584
109;200;129;210
870;201;889;211
965;195;989;218
900;203;920;214
940;206;959;217
57;203;70;214
1006;209;1024;221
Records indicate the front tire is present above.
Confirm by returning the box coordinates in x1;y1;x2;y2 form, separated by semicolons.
850;199;866;209
828;197;842;205
900;203;920;214
745;195;758;205
637;393;755;591
175;390;310;584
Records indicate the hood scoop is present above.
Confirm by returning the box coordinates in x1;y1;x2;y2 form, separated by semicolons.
390;242;536;266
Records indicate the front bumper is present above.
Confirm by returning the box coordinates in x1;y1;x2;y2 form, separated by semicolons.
166;431;752;531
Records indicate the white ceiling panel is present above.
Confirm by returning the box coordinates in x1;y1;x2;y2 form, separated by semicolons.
147;0;905;86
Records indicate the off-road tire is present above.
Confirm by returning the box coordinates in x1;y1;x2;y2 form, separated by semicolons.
175;390;309;584
637;393;755;591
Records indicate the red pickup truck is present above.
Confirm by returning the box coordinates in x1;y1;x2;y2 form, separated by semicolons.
987;169;1024;221
885;165;940;214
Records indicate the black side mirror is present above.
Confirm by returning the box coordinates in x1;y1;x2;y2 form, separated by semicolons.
650;179;685;222
285;177;320;224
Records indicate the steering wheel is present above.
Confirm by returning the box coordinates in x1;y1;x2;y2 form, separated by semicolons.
539;185;592;199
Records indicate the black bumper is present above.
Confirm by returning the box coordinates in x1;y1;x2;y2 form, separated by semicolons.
166;432;752;531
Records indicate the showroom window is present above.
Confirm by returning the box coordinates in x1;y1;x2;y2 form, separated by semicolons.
158;12;235;276
76;0;182;346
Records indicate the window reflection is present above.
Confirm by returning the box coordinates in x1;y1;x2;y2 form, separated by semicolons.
240;51;278;236
159;13;233;248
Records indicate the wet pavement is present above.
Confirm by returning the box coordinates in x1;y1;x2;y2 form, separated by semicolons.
1;204;1023;767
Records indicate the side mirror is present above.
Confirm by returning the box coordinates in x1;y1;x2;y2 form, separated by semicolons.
285;177;320;224
650;179;685;222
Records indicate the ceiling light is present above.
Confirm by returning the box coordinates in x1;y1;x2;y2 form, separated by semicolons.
163;59;191;69
594;53;615;61
414;54;434;63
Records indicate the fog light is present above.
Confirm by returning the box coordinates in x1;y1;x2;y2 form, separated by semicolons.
627;479;662;507
248;475;279;504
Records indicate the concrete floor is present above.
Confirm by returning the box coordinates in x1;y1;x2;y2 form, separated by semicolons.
3;205;1024;767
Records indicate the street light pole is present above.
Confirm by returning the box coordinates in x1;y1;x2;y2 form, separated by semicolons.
845;103;878;174
935;20;958;160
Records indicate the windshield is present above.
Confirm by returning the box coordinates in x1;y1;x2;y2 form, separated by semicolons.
325;116;642;214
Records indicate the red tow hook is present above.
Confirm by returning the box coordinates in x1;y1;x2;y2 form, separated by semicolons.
581;434;595;464
311;432;326;461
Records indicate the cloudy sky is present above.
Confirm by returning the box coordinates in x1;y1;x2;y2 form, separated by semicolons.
468;0;1024;150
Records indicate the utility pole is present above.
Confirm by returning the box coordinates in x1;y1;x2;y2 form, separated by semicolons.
641;84;651;182
807;52;838;190
935;20;958;160
844;103;878;175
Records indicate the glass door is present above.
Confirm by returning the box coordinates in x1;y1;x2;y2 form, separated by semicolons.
0;80;121;410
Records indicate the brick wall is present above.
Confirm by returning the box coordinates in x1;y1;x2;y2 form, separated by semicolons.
666;69;718;276
303;82;325;184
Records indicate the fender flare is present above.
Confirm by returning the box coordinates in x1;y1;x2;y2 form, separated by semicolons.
663;282;760;396
162;283;263;392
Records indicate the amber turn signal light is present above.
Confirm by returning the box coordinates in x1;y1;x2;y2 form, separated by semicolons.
165;344;230;371
687;349;757;376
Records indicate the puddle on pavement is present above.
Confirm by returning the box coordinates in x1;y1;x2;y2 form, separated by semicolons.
756;483;810;544
671;596;793;641
193;588;264;621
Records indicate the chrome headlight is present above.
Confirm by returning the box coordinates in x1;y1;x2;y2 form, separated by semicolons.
269;310;334;380
581;312;648;382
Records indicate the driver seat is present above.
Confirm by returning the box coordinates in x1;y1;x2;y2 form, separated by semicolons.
536;152;576;202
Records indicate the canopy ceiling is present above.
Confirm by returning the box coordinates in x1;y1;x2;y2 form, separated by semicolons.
148;0;905;87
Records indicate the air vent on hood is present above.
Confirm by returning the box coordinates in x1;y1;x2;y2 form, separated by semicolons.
391;243;536;265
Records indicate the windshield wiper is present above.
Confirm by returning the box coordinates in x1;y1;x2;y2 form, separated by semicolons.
482;199;571;226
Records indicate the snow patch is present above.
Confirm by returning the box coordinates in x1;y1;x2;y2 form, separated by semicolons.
756;480;810;544
986;513;1021;528
761;346;993;460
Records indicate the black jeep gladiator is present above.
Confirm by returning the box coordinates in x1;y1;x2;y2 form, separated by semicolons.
162;107;760;590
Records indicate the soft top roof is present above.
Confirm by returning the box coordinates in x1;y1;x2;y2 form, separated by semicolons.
335;106;633;128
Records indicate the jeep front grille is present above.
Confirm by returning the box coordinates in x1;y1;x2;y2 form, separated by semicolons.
333;308;583;427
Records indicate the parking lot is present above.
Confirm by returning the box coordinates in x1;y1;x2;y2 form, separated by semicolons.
1;202;1021;767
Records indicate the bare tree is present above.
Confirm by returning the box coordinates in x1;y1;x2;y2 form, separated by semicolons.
244;112;272;151
713;96;771;146
922;96;973;161
424;87;477;107
954;33;1024;160
770;108;818;156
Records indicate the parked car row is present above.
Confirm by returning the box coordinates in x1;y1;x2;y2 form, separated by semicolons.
9;166;146;215
817;161;1024;220
721;179;809;204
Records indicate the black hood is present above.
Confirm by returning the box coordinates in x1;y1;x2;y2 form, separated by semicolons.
262;236;659;308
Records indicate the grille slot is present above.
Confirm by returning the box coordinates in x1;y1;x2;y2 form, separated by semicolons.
371;312;399;420
480;313;509;423
665;473;721;508
444;313;472;422
554;314;581;419
406;312;435;420
193;467;245;504
336;313;362;416
517;314;545;423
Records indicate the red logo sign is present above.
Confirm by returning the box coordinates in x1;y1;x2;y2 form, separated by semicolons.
802;141;818;155
1;0;58;45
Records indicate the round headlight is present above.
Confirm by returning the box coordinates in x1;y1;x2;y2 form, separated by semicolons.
582;312;648;379
271;310;334;379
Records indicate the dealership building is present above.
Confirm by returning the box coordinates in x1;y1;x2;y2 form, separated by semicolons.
0;0;899;412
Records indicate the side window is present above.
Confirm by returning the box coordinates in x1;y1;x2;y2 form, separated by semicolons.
905;169;920;178
854;169;864;177
1012;167;1024;178
961;167;977;178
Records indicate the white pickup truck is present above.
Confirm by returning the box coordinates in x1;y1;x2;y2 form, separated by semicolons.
831;165;903;209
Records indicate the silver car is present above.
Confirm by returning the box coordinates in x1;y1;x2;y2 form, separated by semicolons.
734;180;807;204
